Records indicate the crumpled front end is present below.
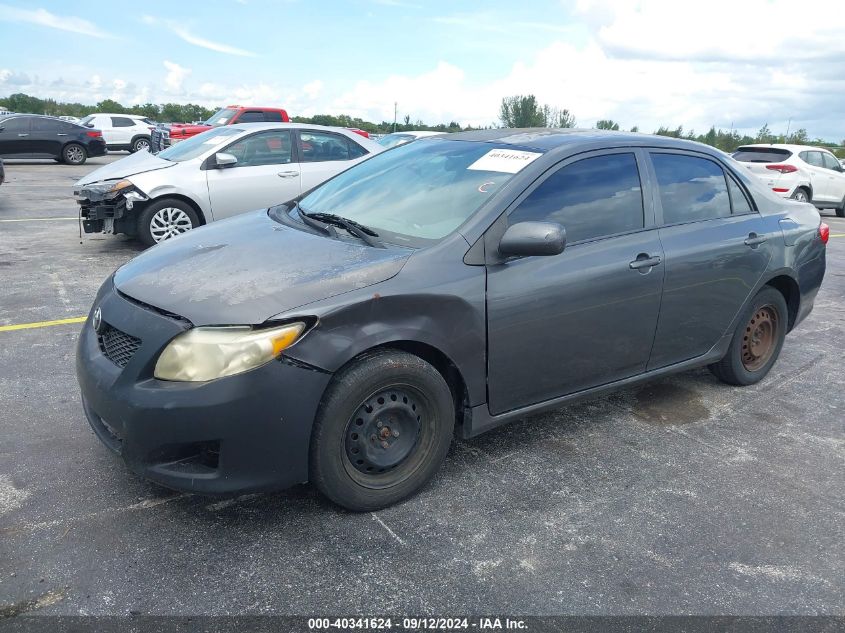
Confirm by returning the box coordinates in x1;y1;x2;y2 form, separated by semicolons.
75;180;149;237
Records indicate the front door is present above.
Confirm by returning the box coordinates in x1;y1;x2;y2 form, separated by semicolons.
645;151;773;369
206;129;301;220
486;151;664;415
820;151;845;204
800;150;833;202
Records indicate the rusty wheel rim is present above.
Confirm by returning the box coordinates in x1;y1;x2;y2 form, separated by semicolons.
741;305;778;372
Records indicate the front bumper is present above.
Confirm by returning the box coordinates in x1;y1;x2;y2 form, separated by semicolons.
75;280;332;495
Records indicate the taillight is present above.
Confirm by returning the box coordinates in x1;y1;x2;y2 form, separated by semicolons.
765;164;798;174
819;223;829;245
86;130;102;138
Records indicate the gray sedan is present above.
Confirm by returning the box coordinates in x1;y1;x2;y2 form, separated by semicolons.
76;129;827;511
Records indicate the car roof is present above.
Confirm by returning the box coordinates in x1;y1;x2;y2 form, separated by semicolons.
443;127;723;154
89;113;147;118
226;122;383;148
736;143;834;153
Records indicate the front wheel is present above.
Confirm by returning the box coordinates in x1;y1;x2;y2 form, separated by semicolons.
131;137;150;153
836;196;845;218
137;198;200;247
62;143;86;165
709;287;788;386
310;350;455;511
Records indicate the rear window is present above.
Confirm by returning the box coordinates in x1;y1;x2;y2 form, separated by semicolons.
732;147;793;163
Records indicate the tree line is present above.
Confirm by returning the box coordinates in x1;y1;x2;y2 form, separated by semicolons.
1;91;841;155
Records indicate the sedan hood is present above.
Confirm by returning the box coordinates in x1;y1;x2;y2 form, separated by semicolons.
114;211;411;325
75;150;175;187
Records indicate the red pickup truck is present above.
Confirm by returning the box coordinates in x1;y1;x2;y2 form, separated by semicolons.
150;105;290;152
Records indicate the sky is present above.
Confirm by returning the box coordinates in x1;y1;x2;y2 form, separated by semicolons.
1;0;843;140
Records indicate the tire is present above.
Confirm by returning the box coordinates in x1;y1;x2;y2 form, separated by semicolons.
131;136;151;153
790;188;810;203
137;198;200;247
310;350;455;511
709;286;788;386
62;143;87;165
836;198;845;218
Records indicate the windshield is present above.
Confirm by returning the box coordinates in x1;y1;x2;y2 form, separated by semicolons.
157;126;242;162
378;133;416;149
204;108;238;127
296;139;542;243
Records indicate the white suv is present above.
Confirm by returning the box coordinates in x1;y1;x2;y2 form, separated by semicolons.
78;113;155;153
732;144;845;217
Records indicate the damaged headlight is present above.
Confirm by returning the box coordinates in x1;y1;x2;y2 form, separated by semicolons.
75;179;147;202
153;323;307;382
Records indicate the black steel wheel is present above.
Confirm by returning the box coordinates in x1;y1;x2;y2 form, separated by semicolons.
310;350;455;511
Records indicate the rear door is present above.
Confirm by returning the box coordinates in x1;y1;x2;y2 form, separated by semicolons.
0;116;32;156
110;117;136;145
821;151;845;203
206;129;301;220
798;151;832;202
485;150;664;414
646;151;773;369
296;130;370;193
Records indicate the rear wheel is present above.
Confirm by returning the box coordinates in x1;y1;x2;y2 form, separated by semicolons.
791;188;810;203
709;287;788;386
62;143;86;165
137;198;200;247
836;196;845;218
310;350;455;511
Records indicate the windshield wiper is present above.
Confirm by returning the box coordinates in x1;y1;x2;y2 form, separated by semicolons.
299;210;384;248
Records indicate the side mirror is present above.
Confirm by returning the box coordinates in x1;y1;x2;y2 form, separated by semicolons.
498;221;566;258
214;152;238;168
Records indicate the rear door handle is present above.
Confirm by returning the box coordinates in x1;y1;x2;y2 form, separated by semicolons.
744;233;768;247
277;171;299;178
17;133;28;137
629;254;662;270
57;133;68;136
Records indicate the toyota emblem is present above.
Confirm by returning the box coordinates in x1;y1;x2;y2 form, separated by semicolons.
92;307;103;333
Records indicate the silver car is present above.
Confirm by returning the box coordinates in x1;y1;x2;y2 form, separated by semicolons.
75;123;383;246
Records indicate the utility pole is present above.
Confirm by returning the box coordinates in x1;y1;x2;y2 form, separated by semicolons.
393;102;397;133
785;118;792;140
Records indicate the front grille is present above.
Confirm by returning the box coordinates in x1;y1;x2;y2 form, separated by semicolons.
150;127;170;153
98;324;141;368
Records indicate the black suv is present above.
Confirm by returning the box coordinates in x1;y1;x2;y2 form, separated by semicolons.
0;114;107;165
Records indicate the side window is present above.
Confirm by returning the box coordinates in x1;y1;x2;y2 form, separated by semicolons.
346;139;368;159
263;111;283;122
509;153;644;243
804;151;824;168
223;130;293;167
299;131;356;162
726;174;753;215
236;111;265;123
0;117;29;133
651;153;730;224
111;117;135;127
821;152;841;171
31;118;60;133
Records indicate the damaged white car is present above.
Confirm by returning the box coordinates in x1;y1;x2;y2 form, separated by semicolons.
74;123;382;246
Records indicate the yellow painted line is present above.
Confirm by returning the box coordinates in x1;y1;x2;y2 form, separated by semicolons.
830;233;845;238
0;316;86;332
0;217;78;222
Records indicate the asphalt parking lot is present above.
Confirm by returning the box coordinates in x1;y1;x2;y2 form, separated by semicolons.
0;155;843;617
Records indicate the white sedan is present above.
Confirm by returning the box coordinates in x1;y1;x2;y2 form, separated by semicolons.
75;123;383;246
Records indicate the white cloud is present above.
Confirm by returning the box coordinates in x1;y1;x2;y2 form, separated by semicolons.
163;61;191;93
302;80;323;100
0;4;114;38
142;15;256;57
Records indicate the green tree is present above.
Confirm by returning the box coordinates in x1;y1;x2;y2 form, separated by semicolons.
630;125;639;133
500;95;547;127
595;119;620;130
95;99;125;113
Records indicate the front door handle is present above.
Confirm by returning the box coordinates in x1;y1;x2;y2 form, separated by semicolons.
277;170;299;178
57;133;68;136
744;233;768;247
629;254;662;270
17;133;29;137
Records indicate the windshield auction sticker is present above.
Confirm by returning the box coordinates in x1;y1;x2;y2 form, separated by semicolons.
467;149;543;173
